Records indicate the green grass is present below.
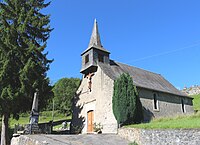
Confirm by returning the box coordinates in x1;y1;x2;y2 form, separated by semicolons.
126;94;200;129
53;124;63;130
9;110;71;128
192;94;200;111
126;113;200;129
0;111;70;142
128;141;138;145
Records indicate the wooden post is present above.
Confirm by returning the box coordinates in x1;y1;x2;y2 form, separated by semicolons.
52;99;54;121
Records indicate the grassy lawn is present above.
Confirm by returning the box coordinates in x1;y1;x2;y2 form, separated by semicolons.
192;94;200;111
126;113;200;129
9;110;70;128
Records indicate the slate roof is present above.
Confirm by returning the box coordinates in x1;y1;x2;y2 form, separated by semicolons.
99;60;189;97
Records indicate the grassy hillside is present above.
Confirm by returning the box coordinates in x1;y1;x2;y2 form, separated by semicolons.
192;94;200;111
127;113;200;129
9;111;70;128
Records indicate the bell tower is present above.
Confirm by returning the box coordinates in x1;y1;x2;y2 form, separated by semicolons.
80;19;110;75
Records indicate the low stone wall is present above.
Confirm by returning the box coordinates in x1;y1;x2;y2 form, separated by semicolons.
11;135;46;145
118;128;200;145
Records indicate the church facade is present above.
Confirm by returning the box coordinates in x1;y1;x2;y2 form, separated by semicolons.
71;20;193;134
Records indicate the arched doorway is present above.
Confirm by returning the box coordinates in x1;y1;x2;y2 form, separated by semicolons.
87;110;94;132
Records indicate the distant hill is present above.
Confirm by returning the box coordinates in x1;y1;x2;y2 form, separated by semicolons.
181;85;200;96
191;94;200;111
181;85;200;111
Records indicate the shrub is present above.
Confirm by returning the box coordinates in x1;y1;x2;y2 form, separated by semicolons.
112;73;143;127
93;122;103;133
71;124;83;134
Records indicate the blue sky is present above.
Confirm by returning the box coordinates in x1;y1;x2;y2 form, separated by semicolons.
45;0;200;89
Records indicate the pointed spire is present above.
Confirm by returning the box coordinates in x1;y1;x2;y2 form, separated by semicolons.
88;19;102;48
81;19;110;55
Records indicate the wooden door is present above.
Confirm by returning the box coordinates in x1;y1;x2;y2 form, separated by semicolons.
87;110;94;132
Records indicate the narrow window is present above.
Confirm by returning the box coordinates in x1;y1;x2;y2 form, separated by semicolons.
85;54;89;64
98;54;104;63
181;99;185;113
153;94;158;110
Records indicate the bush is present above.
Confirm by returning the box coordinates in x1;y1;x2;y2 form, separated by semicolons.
112;73;143;126
93;122;103;133
70;124;83;134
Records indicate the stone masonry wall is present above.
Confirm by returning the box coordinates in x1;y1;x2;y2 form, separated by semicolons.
138;88;193;121
98;66;118;133
72;65;117;134
118;128;200;145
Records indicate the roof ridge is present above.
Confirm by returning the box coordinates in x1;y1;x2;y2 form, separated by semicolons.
100;60;189;97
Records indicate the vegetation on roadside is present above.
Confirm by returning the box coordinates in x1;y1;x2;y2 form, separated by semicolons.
192;94;200;111
127;113;200;129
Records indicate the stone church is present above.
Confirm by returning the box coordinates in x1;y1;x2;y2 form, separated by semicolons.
71;20;193;134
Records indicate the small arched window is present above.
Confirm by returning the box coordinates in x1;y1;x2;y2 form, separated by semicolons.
181;99;186;113
153;93;159;110
85;54;89;64
98;54;104;63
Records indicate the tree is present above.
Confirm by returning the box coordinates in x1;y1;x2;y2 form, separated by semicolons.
50;78;81;115
112;73;143;127
0;0;53;144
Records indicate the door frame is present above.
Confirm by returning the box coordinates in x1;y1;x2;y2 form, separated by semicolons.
87;110;94;133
